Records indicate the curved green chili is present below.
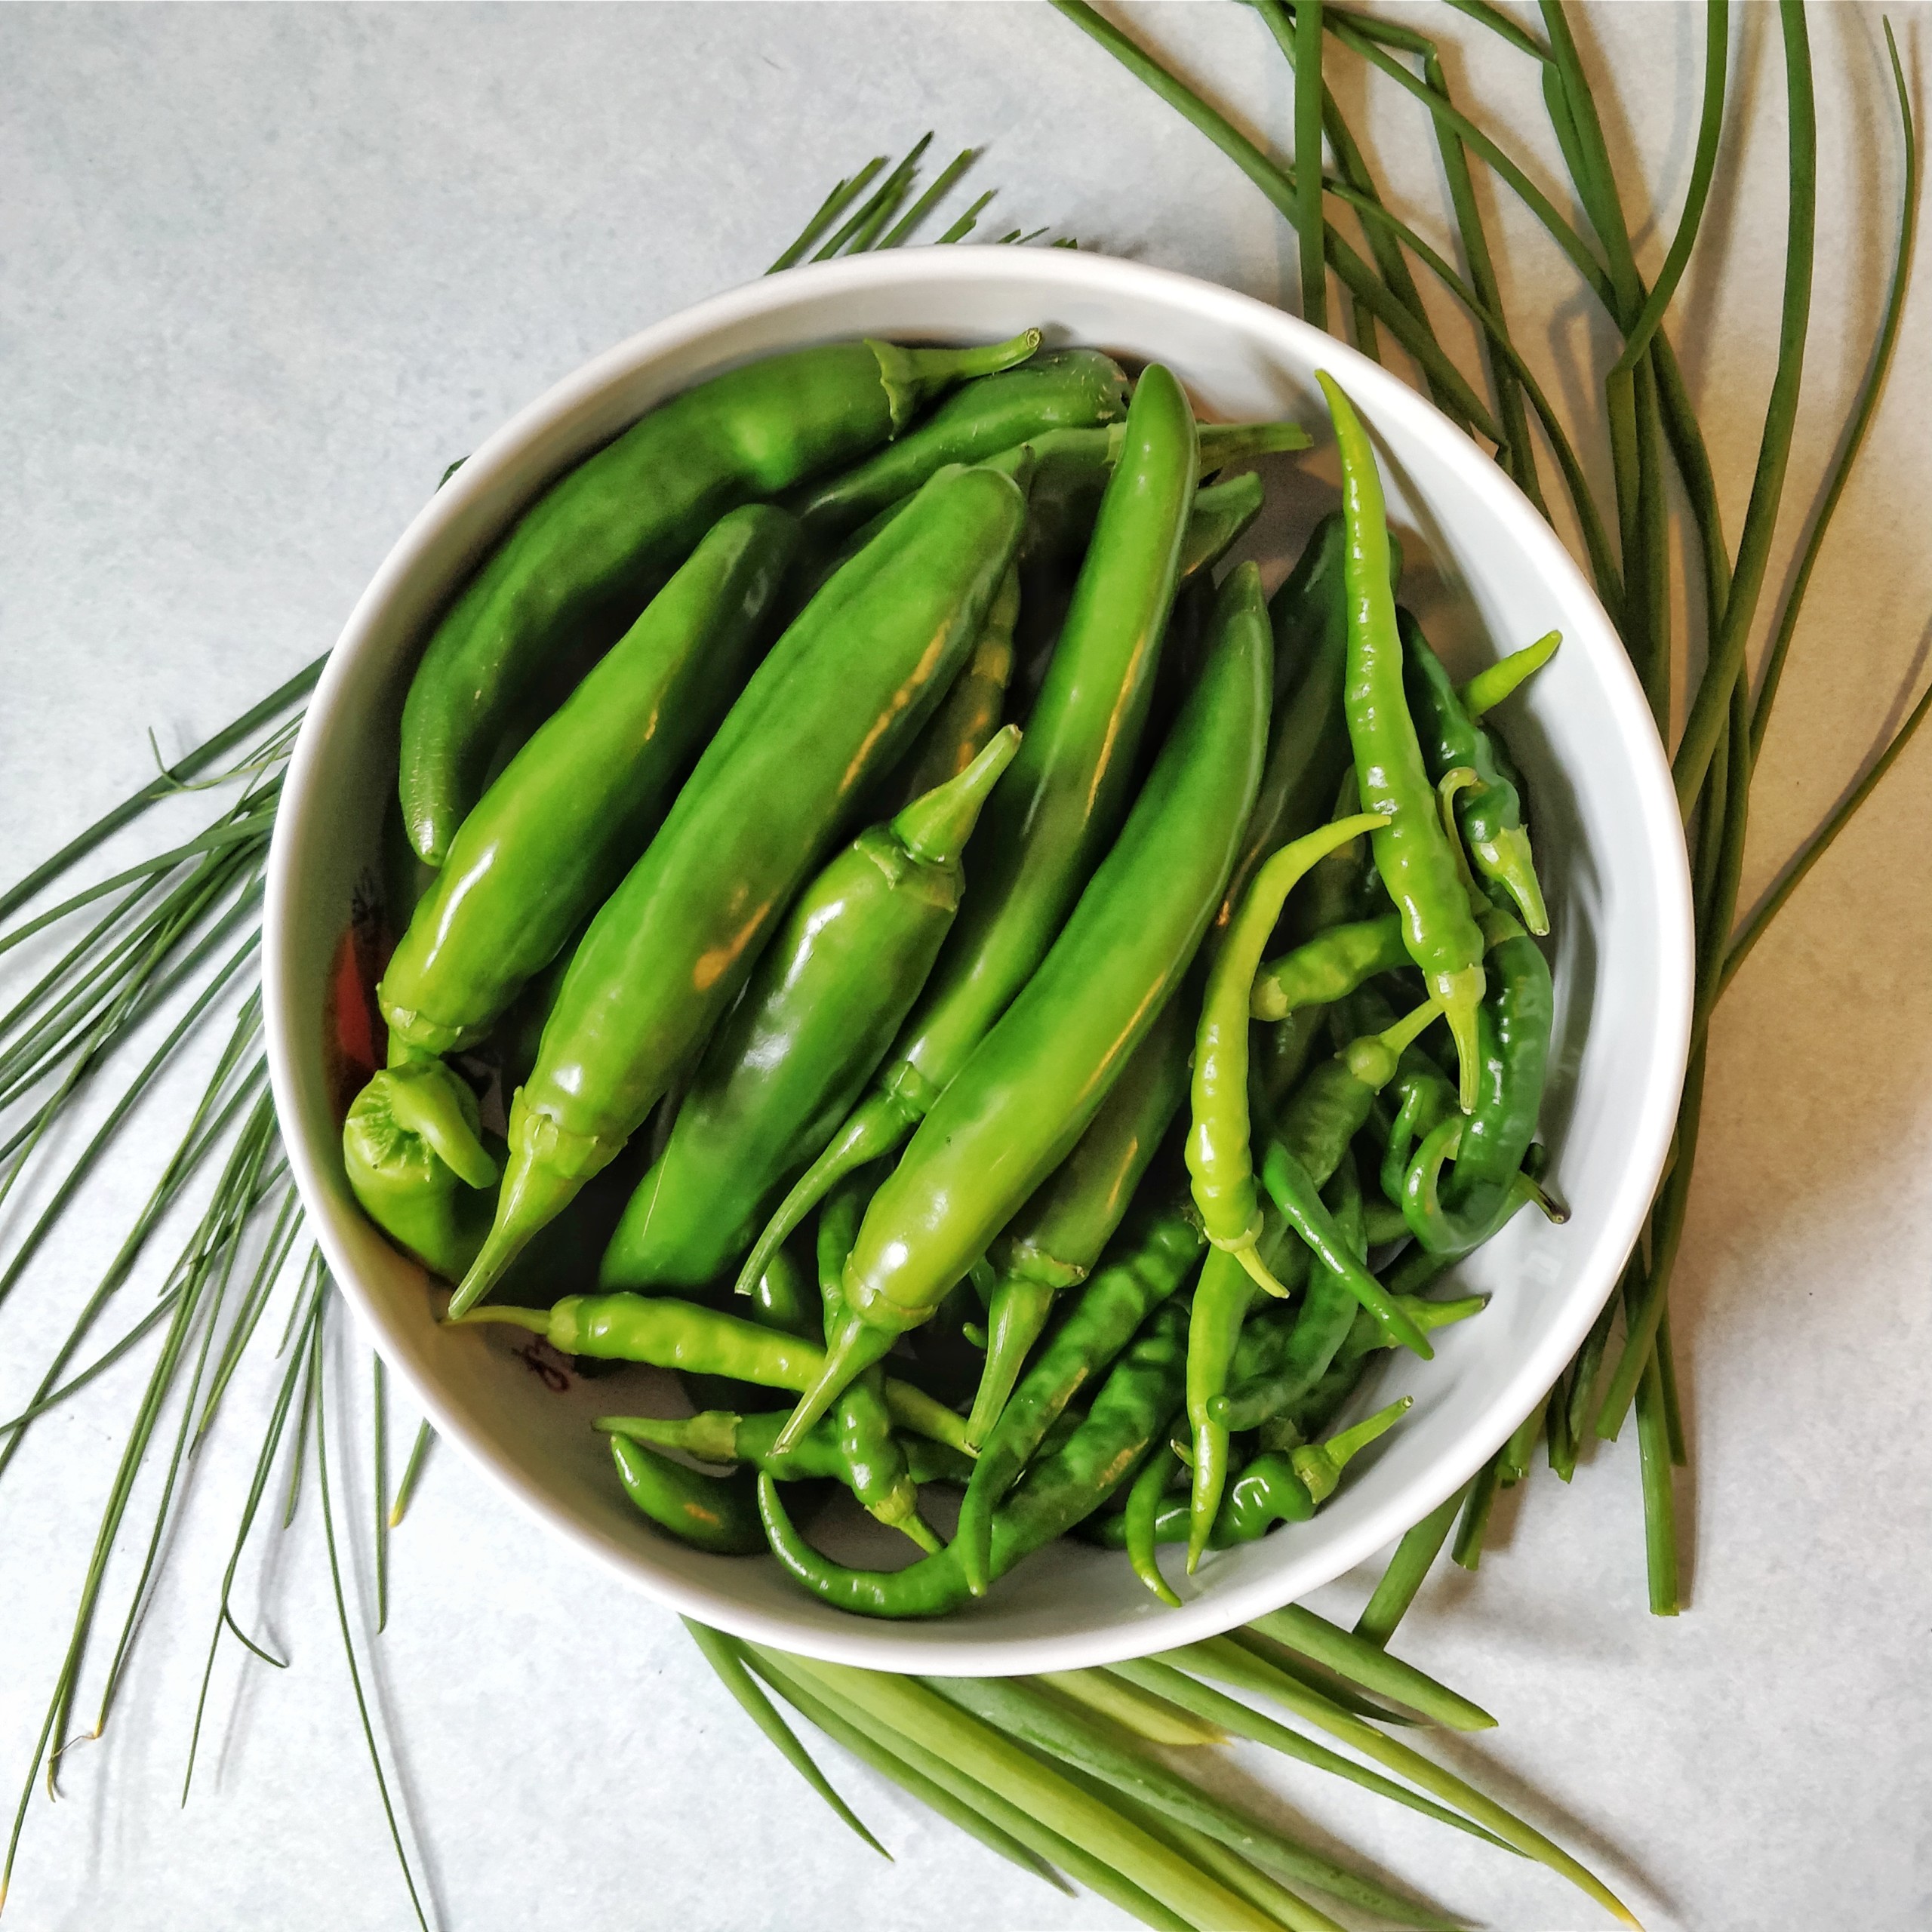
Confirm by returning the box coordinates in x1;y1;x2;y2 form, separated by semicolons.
1400;609;1549;934
598;727;1019;1292
1188;804;1388;1297
1318;372;1487;1106
780;554;1268;1451
448;460;1026;1316
735;366;1202;1302
379;506;799;1057
1124;1441;1184;1605
401;328;1040;864
608;1432;765;1555
958;1202;1204;1595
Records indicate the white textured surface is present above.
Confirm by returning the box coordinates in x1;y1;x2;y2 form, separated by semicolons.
2;5;1928;1930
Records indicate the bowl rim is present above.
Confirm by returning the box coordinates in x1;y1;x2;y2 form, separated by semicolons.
264;244;1694;1673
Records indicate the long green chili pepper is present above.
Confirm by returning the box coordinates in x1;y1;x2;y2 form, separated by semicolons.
377;506;799;1057
1251;913;1407;1021
1318;372;1487;1106
399;328;1041;863
1400;609;1549;934
1460;628;1561;719
607;1433;765;1555
448;460;1027;1316
341;1062;497;1281
1124;1441;1184;1605
789;347;1130;545
966;995;1192;1449
1187;1155;1364;1573
735;367;1202;1301
759;1300;1190;1617
1189;805;1388;1297
958;1202;1204;1595
599;1404;971;1490
453;1294;969;1453
780;554;1268;1451
599;727;1020;1293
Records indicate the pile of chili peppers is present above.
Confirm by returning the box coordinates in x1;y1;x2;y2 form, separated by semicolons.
345;318;1565;1617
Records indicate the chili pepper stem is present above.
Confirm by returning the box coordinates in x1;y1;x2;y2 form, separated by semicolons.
774;1313;896;1454
1291;1395;1412;1505
381;1061;498;1189
965;1276;1057;1451
871;327;1044;432
447;1157;583;1318
445;1305;549;1335
1230;1241;1293;1301
890;724;1021;864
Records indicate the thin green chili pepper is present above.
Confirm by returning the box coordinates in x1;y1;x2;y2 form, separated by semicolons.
1399;1115;1561;1254
1251;913;1407;1022
378;506;799;1056
448;460;1026;1316
1400;609;1549;934
1460;629;1561;719
966;995;1192;1449
1379;1050;1459;1206
599;728;1019;1293
607;1433;765;1555
789;348;1131;545
780;555;1269;1451
1318;372;1487;1106
759;1300;1189;1618
341;1063;496;1281
453;1294;969;1454
400;328;1041;864
1189;808;1387;1299
1124;1439;1184;1605
735;368;1203;1300
1187;1154;1362;1572
958;1202;1203;1595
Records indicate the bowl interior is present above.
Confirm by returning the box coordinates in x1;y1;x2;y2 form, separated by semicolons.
264;248;1690;1673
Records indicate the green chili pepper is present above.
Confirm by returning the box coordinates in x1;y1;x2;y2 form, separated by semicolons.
607;1432;765;1556
1460;629;1561;721
758;1300;1189;1618
1188;807;1389;1299
1187;1157;1364;1573
734;367;1203;1300
965;992;1192;1451
1175;472;1266;581
1214;1294;1484;1434
1317;372;1487;1109
448;460;1028;1317
379;506;799;1058
789;348;1131;546
1251;914;1409;1023
1379;1051;1460;1205
341;1062;497;1281
1124;1441;1185;1604
1401;1116;1563;1255
455;1294;970;1454
875;564;1020;813
1400;610;1549;935
1100;1398;1411;1552
598;1409;848;1481
598;728;1020;1294
1443;902;1554;1204
781;553;1269;1452
400;328;1041;865
958;1202;1204;1595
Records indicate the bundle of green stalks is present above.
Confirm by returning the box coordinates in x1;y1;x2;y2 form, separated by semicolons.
1;5;1922;1926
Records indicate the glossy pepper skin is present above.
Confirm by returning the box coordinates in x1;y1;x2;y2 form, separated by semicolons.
597;1408;972;1489
757;1299;1190;1619
735;366;1202;1300
789;347;1131;546
598;727;1020;1293
608;1433;764;1555
964;994;1193;1451
957;1202;1204;1595
342;1062;497;1281
456;1293;970;1454
400;328;1041;865
379;506;800;1057
1318;373;1488;1109
448;460;1029;1316
1399;610;1549;934
779;549;1269;1453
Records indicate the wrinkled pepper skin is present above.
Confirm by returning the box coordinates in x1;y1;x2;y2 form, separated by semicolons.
448;462;1028;1315
379;506;799;1057
400;329;1041;864
598;728;1019;1293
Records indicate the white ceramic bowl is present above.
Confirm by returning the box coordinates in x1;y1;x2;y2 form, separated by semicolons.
264;248;1691;1674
